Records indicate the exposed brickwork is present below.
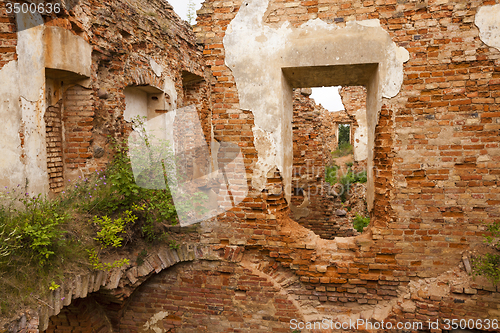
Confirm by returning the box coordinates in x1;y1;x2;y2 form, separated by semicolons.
340;86;366;121
195;0;500;318
0;2;17;70
386;267;500;332
44;101;64;192
119;260;300;333
63;86;95;174
45;297;112;333
290;89;357;239
41;0;208;181
4;0;500;330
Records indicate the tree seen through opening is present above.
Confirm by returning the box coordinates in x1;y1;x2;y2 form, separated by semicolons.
338;123;350;146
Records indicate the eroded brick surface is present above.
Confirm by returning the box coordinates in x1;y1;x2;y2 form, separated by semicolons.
194;0;500;323
4;0;500;331
118;261;300;333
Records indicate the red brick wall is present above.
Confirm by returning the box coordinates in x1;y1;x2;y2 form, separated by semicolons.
118;261;300;333
39;0;209;180
195;0;500;313
340;86;366;121
45;297;112;333
0;2;17;69
290;89;357;239
45;101;64;192
63;85;96;175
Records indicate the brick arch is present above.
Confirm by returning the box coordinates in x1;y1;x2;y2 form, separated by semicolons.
17;244;202;331
33;245;305;332
117;256;303;332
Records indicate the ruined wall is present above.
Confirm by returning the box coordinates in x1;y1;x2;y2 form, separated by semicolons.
3;0;500;331
290;88;357;239
44;100;64;192
45;297;112;333
340;86;369;163
193;0;500;327
0;0;210;195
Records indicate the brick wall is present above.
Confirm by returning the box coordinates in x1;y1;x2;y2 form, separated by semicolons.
118;260;300;333
45;297;112;333
340;86;366;121
63;85;96;176
5;0;500;329
195;0;500;316
44;101;64;192
0;1;17;69
40;0;209;181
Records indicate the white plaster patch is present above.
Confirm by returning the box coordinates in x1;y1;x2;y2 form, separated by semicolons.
20;92;49;195
163;76;178;110
252;126;278;191
124;87;148;121
354;108;368;162
150;58;163;77
0;61;24;189
349;19;380;28
0;12;92;195
475;4;500;52
17;12;44;102
143;311;169;333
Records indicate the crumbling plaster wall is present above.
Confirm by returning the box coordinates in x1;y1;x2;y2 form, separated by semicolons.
0;12;91;195
340;86;369;162
0;0;211;196
195;0;500;326
223;0;409;210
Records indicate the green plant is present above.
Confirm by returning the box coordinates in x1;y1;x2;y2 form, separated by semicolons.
338;123;351;145
325;165;338;185
0;225;21;263
186;0;196;25
169;240;179;250
353;214;370;232
354;170;368;183
337;169;367;202
87;248;130;271
16;194;68;266
331;142;353;158
49;281;60;291
106;140;143;212
472;221;500;284
136;249;148;266
93;210;137;248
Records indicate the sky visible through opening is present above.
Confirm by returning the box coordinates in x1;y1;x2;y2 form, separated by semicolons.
310;87;345;112
168;0;345;112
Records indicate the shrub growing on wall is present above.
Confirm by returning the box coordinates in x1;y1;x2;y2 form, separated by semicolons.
472;221;500;284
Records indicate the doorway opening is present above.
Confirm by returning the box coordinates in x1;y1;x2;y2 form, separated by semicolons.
289;84;369;239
